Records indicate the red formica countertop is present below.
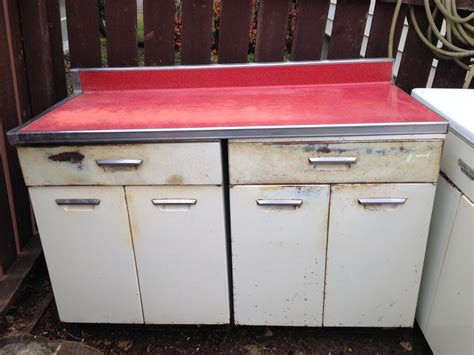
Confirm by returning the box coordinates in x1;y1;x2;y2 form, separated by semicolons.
8;60;447;145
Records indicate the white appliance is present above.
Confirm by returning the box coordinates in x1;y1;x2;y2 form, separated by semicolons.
413;89;473;355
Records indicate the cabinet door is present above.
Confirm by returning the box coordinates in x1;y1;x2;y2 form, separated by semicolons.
126;186;229;324
423;195;473;355
324;183;436;327
230;185;330;326
29;186;143;323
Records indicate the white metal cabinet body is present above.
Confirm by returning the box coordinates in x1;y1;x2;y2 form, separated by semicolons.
324;183;436;327
230;185;330;326
126;186;229;324
29;186;143;323
420;194;473;355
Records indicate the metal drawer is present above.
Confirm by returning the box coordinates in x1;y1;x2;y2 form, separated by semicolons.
441;131;473;201
228;140;443;184
18;143;222;186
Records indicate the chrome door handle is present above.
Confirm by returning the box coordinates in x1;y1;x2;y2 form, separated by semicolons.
96;159;143;167
358;198;407;206
458;159;474;180
56;199;100;206
309;157;358;165
256;199;303;207
152;199;197;206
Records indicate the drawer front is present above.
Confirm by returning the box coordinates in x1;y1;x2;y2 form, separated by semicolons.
18;143;222;186
229;140;442;184
441;131;473;201
324;183;436;327
126;185;229;324
230;185;329;326
29;186;143;323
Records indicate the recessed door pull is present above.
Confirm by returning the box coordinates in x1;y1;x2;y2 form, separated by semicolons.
152;199;197;206
56;199;101;206
256;199;303;207
96;159;143;167
308;157;358;165
358;198;407;206
458;159;474;180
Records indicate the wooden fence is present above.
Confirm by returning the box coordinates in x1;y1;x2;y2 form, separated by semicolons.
0;0;473;278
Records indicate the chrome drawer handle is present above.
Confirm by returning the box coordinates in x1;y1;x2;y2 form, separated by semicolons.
152;199;197;206
309;157;358;165
358;198;407;206
256;199;303;207
56;199;100;206
96;159;143;167
458;159;474;180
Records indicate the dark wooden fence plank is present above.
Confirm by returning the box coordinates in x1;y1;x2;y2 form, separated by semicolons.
181;0;213;65
5;0;31;122
328;0;370;59
218;0;253;64
66;0;102;68
1;0;33;252
290;0;330;61
46;0;67;102
0;140;16;276
396;6;441;93
366;2;407;58
255;0;291;62
105;0;138;67
19;0;55;114
143;0;175;66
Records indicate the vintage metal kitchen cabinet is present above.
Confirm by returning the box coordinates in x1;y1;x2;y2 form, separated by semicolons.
8;60;447;326
413;89;473;354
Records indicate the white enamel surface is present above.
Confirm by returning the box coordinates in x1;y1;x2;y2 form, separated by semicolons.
441;131;474;201
228;140;442;184
324;183;436;327
412;88;473;144
29;186;143;323
18;142;222;186
126;186;229;324
416;176;461;329
230;185;329;326
423;195;473;355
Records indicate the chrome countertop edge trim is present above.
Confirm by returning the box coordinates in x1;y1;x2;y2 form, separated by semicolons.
9;121;449;146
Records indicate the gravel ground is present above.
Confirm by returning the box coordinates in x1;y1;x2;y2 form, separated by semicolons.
0;257;432;354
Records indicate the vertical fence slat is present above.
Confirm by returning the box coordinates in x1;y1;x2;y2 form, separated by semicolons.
217;0;253;64
19;0;55;114
143;0;175;66
181;0;213;65
327;0;370;59
105;0;138;67
366;2;407;58
46;0;67;102
0;150;16;275
5;0;31;122
396;5;441;93
66;0;101;68
255;0;291;62
290;0;330;61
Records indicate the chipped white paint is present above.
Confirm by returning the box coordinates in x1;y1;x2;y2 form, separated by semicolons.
229;140;443;184
18;143;222;186
324;183;436;327
126;186;229;324
441;131;473;202
29;186;143;323
230;185;330;326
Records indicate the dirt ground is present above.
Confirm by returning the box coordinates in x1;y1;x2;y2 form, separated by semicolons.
0;257;432;354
